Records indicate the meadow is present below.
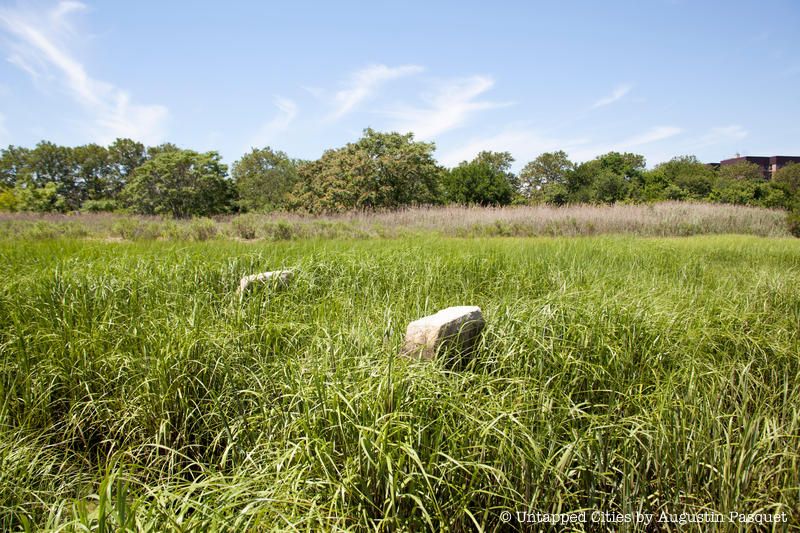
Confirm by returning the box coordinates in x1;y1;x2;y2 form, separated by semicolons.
0;231;799;530
0;202;791;242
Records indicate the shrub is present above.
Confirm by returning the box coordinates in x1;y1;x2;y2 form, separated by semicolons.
23;221;60;239
231;214;259;240
543;183;569;206
187;218;218;241
0;188;18;212
14;183;66;212
111;218;163;240
787;209;800;237
81;199;118;213
663;184;687;201
265;220;296;241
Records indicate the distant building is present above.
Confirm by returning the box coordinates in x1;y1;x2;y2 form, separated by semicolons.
714;155;800;179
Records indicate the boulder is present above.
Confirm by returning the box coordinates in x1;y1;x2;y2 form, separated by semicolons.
402;306;484;360
238;270;294;293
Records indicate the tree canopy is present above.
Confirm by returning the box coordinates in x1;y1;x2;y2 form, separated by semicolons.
644;156;717;200
443;151;517;206
291;129;442;213
122;150;235;218
232;147;299;212
1;134;799;217
518;151;574;199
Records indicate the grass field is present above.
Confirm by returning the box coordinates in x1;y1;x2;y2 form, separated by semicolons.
1;235;799;530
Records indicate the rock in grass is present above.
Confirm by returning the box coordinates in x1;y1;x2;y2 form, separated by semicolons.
238;270;294;293
402;306;484;360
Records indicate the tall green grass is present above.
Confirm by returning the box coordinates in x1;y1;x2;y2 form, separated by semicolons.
0;236;798;530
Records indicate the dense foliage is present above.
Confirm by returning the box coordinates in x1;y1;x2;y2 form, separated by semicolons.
518;150;574;199
1;132;799;218
290;129;442;213
122;150;235;218
443;151;517;206
231;147;301;212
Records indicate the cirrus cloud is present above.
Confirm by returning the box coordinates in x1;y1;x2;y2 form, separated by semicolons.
329;64;424;120
0;1;169;144
591;83;633;109
386;75;512;140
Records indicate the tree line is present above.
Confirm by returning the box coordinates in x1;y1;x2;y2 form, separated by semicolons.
2;129;800;217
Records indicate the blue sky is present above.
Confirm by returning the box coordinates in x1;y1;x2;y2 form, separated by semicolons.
0;0;798;170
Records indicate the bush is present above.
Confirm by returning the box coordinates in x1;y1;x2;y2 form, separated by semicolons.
231;214;259;240
543;183;569;206
663;184;687;201
81;199;118;213
264;220;296;240
787;209;800;237
762;186;790;209
187;218;218;241
14;183;66;213
22;221;60;239
0;188;18;212
111;218;163;240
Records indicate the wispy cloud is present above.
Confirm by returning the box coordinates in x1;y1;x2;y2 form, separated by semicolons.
51;0;85;21
7;53;42;81
698;125;748;146
618;126;682;147
388;75;511;140
569;125;683;162
439;127;588;168
443;124;682;169
249;97;297;148
591;83;632;109
0;1;168;144
330;64;423;120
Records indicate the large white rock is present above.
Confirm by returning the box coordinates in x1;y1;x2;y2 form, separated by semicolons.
238;270;294;293
402;306;485;360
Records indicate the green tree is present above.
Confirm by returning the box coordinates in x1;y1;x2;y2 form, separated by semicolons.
28;142;78;208
0;188;18;211
644;155;716;200
771;162;800;209
146;142;181;159
443;151;517;206
709;161;766;206
718;161;764;181
594;151;646;179
72;144;111;202
122;150;235;218
519;150;574;199
107;138;147;198
1;144;70;212
771;162;800;196
232;147;299;212
542;182;569;205
592;171;629;203
0;145;32;188
13;182;66;212
292;129;442;213
565;163;596;203
568;152;646;203
710;179;766;205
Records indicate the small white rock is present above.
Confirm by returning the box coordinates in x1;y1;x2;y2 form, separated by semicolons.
238;270;294;293
402;306;484;360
